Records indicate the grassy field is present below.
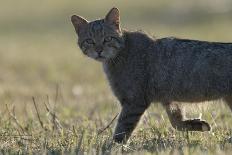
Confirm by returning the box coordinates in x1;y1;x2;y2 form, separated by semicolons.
1;0;232;154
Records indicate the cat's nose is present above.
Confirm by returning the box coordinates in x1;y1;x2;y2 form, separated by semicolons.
95;47;103;54
96;49;102;54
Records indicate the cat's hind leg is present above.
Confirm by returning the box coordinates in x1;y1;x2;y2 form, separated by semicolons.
163;102;211;131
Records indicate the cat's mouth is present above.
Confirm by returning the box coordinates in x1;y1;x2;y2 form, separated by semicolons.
95;54;106;61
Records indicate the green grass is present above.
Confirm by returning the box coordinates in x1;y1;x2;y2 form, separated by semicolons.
1;0;232;154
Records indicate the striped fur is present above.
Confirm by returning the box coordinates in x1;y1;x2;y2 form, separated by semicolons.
71;8;232;143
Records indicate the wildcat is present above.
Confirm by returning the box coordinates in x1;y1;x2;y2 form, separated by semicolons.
71;7;232;143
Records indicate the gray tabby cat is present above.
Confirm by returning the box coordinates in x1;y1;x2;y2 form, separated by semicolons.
71;8;232;143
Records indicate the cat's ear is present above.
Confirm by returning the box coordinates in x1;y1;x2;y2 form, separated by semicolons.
105;7;121;31
71;15;88;34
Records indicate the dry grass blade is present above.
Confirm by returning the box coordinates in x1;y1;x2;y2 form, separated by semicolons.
5;104;25;134
43;101;63;132
54;84;59;107
32;97;47;131
98;113;119;135
76;130;85;154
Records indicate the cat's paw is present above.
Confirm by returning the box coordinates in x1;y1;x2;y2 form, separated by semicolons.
183;119;211;131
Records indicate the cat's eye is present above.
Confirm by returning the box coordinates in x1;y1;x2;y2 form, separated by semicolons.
85;39;95;44
104;36;113;43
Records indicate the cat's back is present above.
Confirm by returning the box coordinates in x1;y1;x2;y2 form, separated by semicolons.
147;37;232;101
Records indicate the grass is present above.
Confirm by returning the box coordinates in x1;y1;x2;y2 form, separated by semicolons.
1;0;232;154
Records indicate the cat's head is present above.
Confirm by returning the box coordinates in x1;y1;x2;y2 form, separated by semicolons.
71;8;125;62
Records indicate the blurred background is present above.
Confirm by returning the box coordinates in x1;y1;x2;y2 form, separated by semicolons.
0;0;232;119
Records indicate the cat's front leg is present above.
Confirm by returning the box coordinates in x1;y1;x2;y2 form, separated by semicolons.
113;101;149;143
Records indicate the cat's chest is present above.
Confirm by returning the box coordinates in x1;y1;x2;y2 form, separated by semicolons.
103;63;141;102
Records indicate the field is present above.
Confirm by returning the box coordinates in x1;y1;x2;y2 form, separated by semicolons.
1;0;232;154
